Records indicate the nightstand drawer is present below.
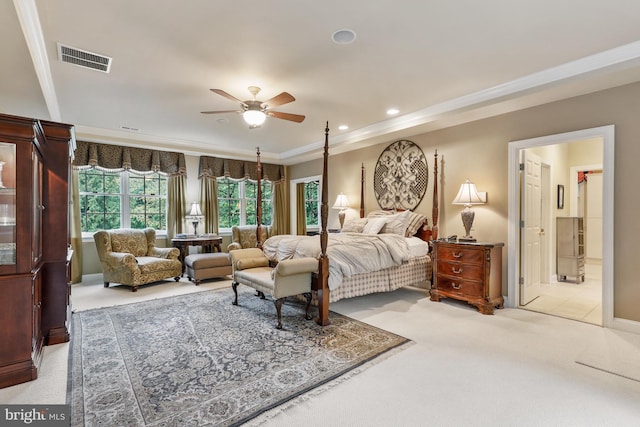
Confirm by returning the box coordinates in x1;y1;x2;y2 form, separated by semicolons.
436;246;484;264
437;260;484;280
436;276;484;298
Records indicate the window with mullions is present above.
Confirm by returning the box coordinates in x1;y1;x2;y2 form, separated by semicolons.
217;178;273;229
304;180;320;227
78;169;167;234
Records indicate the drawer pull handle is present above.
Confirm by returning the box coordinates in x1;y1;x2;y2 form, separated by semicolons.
452;282;462;290
452;267;463;274
452;252;462;258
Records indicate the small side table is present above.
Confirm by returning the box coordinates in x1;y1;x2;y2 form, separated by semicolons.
430;240;504;314
171;234;222;274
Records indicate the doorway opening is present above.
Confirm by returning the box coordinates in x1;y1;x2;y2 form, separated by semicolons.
507;126;614;328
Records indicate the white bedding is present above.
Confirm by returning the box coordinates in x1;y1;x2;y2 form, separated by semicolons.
262;232;413;291
406;236;430;258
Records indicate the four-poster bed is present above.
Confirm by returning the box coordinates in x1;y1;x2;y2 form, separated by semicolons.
253;123;439;326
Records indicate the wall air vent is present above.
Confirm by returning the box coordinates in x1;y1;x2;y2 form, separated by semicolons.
57;43;112;73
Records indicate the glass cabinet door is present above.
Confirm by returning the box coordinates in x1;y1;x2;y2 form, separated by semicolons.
0;142;16;266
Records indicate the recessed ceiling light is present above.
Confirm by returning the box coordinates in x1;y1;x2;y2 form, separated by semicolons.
332;29;356;44
386;108;399;115
338;125;349;131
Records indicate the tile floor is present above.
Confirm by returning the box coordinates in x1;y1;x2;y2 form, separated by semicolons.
521;262;602;325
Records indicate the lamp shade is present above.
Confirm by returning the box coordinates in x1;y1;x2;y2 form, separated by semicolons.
332;193;350;210
452;179;484;206
243;109;266;127
188;202;203;216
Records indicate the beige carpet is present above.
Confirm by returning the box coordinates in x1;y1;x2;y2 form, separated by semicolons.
576;329;640;383
3;275;640;426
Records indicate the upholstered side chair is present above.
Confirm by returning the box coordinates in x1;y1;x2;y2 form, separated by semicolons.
93;228;182;292
227;225;272;251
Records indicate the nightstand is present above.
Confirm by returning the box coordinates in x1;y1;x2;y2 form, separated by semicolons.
430;240;504;314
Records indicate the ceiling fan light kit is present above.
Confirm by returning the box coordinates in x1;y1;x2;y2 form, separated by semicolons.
243;109;266;128
202;86;305;128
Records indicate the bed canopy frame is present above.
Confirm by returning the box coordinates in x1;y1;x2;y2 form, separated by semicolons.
254;123;439;326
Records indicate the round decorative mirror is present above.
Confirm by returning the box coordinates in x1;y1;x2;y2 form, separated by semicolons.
373;139;428;210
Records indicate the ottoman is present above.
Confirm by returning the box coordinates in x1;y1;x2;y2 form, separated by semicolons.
184;252;232;285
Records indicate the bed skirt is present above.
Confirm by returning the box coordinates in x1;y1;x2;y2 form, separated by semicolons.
305;254;431;305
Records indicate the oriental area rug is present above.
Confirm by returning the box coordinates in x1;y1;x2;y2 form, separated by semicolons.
68;287;410;426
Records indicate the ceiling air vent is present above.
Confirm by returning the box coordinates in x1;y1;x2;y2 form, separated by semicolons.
57;43;112;73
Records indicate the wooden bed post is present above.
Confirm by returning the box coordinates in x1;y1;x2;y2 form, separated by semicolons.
316;122;331;326
360;163;365;218
256;147;263;249
432;149;439;240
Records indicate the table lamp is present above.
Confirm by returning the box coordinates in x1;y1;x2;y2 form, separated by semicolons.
452;179;485;242
332;193;350;229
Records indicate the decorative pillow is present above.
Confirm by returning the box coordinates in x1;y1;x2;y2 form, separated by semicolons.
380;210;412;235
405;212;428;237
341;217;368;233
362;216;387;234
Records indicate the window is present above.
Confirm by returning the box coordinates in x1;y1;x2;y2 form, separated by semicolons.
217;177;272;230
78;169;167;234
304;180;320;228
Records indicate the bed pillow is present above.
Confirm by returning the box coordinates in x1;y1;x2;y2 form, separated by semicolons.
405;211;428;237
341;217;368;233
380;210;412;235
362;217;387;234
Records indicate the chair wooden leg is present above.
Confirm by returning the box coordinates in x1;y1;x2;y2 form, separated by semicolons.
104;282;109;288
255;290;265;299
232;281;239;305
174;276;180;282
274;297;285;329
303;292;313;320
131;286;138;292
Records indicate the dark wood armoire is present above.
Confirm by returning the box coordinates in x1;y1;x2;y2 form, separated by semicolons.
0;113;73;388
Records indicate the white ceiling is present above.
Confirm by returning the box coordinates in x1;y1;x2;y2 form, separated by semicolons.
4;0;640;164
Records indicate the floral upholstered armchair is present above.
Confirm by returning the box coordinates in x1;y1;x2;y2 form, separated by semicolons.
227;225;272;251
93;228;182;292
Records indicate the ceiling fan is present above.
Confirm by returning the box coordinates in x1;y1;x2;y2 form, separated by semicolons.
201;86;305;128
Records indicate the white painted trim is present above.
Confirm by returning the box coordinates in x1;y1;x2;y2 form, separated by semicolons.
13;0;61;121
508;125;615;330
611;317;640;335
281;41;640;161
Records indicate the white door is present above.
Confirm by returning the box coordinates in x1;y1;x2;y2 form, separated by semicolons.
520;151;542;305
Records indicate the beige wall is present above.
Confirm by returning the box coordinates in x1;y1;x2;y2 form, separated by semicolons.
290;81;640;323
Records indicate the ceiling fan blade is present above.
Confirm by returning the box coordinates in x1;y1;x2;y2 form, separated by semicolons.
201;110;241;114
210;89;246;105
267;111;306;123
262;92;295;108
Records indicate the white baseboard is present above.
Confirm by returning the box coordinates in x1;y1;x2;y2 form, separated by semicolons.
611;317;640;335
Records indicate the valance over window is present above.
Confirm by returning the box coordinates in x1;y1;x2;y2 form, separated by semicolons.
198;156;284;182
72;140;186;176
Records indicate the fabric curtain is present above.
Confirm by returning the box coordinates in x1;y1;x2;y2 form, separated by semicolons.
198;156;284;181
200;176;219;235
296;183;307;236
271;180;287;236
72;141;186;175
69;169;83;283
167;175;186;239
